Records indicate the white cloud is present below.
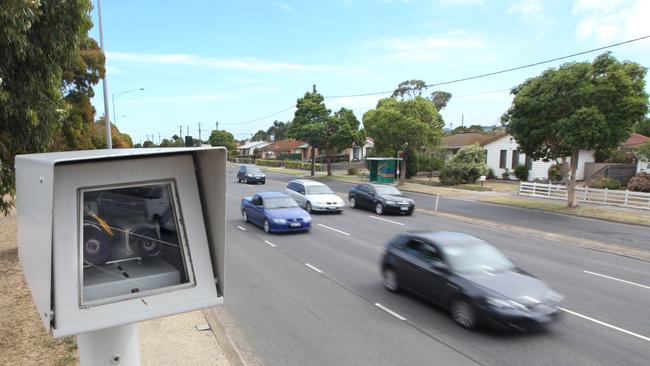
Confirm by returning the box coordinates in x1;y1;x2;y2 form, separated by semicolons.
276;3;294;13
572;0;650;44
365;31;486;62
507;0;554;34
107;52;338;72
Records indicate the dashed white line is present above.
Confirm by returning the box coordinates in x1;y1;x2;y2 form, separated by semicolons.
237;226;246;231
374;303;407;321
317;223;351;236
264;240;277;248
305;263;323;273
559;307;650;343
583;270;650;290
369;215;405;226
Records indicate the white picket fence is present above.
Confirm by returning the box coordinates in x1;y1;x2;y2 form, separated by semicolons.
518;182;650;210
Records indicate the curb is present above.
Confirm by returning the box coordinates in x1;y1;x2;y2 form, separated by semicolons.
203;308;246;366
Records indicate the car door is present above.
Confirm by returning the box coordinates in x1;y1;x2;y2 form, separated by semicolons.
238;166;245;180
413;243;451;304
393;238;430;295
294;183;307;207
286;182;298;201
248;195;264;224
357;184;374;208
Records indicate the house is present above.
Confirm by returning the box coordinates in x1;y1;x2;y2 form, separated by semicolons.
441;132;596;181
622;133;650;174
345;137;374;161
260;139;309;160
237;140;271;156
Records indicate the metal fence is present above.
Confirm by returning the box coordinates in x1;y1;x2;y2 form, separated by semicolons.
518;182;650;210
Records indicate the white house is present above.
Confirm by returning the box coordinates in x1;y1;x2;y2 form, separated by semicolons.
483;133;595;181
346;137;374;161
237;140;271;156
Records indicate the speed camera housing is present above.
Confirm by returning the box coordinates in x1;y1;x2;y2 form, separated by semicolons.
16;147;226;337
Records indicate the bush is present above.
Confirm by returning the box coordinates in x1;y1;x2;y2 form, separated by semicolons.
487;168;496;180
548;162;568;183
627;172;650;192
513;165;529;181
501;169;511;180
590;177;622;190
256;159;282;167
283;160;321;170
348;167;359;175
439;144;488;185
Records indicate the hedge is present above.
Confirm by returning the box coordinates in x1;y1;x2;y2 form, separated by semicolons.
256;159;321;170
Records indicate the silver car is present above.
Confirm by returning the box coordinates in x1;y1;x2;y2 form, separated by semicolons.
285;179;345;213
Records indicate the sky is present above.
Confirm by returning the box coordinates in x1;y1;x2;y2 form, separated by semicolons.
89;0;650;144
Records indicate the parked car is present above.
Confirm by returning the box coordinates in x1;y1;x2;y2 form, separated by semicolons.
285;179;345;213
381;232;563;330
241;192;311;233
237;165;266;184
348;183;414;215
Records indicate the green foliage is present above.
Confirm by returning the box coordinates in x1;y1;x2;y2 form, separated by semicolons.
548;162;568;183
267;120;291;141
0;0;93;215
252;129;269;141
501;169;511;180
324;108;364;174
636;141;650;161
405;151;419;178
633;117;650;137
502;52;648;206
627;172;650;192
284;160;321;170
256;159;283;167
589;177;622;190
289;90;330;174
450;125;485;134
430;91;452;111
439;144;488;185
513;165;529;181
487;168;496;179
208;130;236;151
347;167;359;175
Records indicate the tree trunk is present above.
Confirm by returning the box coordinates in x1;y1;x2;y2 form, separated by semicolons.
567;150;579;208
310;146;315;176
399;150;407;183
326;149;332;176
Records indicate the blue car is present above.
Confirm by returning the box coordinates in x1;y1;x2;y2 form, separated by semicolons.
241;192;311;233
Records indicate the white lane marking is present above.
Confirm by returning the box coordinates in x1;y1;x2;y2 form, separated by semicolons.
264;240;277;248
237;226;246;231
369;215;405;226
305;263;323;273
583;270;650;290
317;223;351;236
559;307;650;343
374;303;407;321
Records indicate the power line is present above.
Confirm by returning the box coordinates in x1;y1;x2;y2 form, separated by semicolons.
323;35;650;99
220;104;297;126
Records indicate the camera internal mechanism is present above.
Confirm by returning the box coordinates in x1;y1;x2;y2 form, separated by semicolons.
80;181;193;306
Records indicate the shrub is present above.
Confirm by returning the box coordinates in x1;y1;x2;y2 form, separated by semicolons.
405;152;418;178
590;177;621;190
548;162;568;183
439;144;488;185
513;165;529;181
627;172;650;192
501;168;511;180
256;159;282;167
487;168;496;180
348;167;359;175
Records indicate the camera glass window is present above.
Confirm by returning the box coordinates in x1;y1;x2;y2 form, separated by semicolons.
79;181;194;306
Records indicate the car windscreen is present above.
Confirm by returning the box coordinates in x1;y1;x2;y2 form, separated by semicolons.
306;185;333;195
375;186;401;195
263;197;299;209
442;243;514;273
247;167;262;173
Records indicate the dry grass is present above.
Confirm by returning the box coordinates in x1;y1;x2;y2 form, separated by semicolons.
0;214;79;366
482;197;650;226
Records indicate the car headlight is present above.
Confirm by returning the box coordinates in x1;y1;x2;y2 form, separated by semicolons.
486;297;527;311
302;216;311;223
272;218;287;224
544;290;564;303
246;174;253;177
385;200;396;204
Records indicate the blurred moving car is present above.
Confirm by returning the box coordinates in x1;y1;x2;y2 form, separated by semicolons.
237;165;266;184
241;192;311;233
381;232;563;330
285;179;345;213
348;183;414;215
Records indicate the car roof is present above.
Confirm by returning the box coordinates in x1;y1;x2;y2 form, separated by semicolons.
405;231;488;247
241;164;260;169
256;192;290;198
290;179;326;186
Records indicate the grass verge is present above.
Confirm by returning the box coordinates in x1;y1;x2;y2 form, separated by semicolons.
481;197;650;226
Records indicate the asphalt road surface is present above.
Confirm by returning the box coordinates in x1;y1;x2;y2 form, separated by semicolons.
215;169;650;366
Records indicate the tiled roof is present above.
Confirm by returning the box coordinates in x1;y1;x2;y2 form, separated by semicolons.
262;139;308;151
441;131;506;148
623;133;649;147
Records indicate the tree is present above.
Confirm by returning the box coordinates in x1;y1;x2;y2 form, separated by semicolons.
251;130;269;141
391;79;426;100
439;144;488;185
363;97;444;182
289;90;329;176
322;108;364;175
267;120;291;141
430;91;452;111
502;52;648;207
0;0;93;215
208;130;237;152
451;124;485;134
633;117;650;137
637;141;650;161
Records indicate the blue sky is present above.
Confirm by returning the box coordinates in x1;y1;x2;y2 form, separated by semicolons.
89;0;650;143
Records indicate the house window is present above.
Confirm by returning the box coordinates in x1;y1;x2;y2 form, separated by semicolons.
525;155;533;170
499;150;507;169
511;150;520;169
483;150;488;163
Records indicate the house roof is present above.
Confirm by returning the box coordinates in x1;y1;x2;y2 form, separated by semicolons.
237;140;270;150
262;139;308;151
441;131;507;148
622;133;649;148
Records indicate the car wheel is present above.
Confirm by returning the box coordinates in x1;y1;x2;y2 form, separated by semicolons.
349;197;356;208
263;219;271;233
245;178;250;184
242;209;248;222
375;202;384;215
305;202;312;213
383;268;399;292
261;181;266;185
451;300;477;329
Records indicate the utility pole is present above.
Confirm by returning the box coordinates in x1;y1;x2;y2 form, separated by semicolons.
215;121;219;131
461;114;464;127
178;125;183;138
312;84;317;93
97;0;112;149
158;132;161;144
186;125;189;137
198;123;202;142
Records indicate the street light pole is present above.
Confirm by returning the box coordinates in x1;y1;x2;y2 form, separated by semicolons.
97;0;112;149
112;88;144;127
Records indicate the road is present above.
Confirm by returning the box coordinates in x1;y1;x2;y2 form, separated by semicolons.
214;169;650;366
